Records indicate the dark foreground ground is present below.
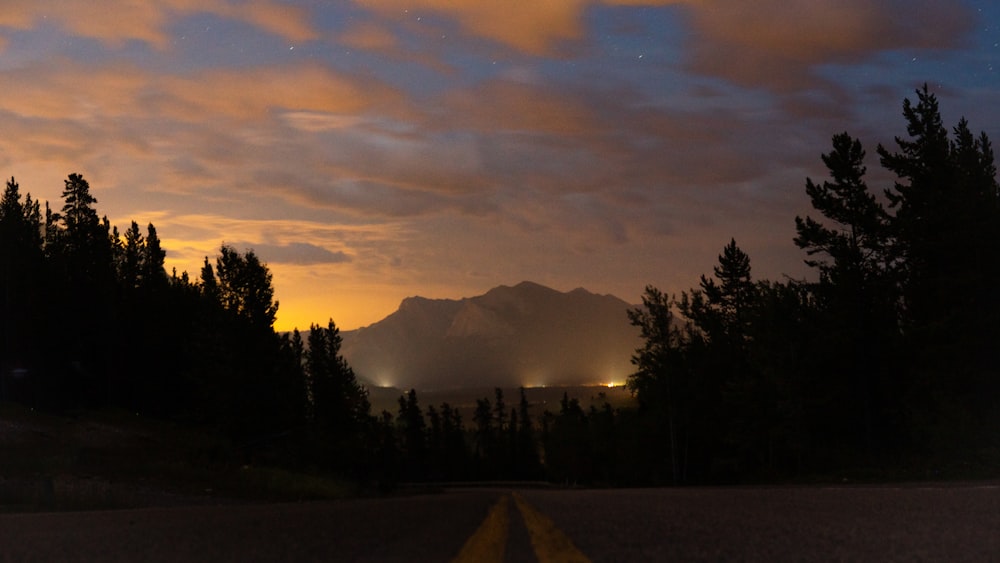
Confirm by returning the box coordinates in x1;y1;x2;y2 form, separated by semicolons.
2;484;1000;562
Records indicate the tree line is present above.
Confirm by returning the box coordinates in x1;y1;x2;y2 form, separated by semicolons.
0;86;997;487
627;85;1000;483
0;172;370;476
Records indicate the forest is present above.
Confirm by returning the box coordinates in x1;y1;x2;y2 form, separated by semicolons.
0;86;997;488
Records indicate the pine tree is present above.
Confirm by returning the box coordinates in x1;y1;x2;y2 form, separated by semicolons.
307;319;370;432
397;389;427;480
628;286;691;484
213;245;278;331
515;387;541;478
877;85;1000;449
59;173;102;250
796;132;901;455
121;221;144;290
681;238;756;347
143;223;167;289
473;397;494;474
795;133;892;287
0;178;45;394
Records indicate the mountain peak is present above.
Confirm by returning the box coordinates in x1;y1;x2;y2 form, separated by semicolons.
486;280;559;296
340;282;639;390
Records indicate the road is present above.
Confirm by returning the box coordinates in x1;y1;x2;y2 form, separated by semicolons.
2;484;1000;561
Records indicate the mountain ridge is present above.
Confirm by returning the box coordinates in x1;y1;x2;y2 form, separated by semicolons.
340;281;640;390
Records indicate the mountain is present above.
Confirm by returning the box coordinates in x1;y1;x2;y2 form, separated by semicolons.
340;281;640;390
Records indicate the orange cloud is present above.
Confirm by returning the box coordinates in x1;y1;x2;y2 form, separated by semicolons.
441;79;602;137
228;1;318;43
352;0;592;56
340;21;399;51
158;64;387;121
0;0;318;49
349;0;973;91
9;60;402;123
682;0;973;90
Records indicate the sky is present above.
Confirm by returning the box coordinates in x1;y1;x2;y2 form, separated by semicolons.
0;1;996;331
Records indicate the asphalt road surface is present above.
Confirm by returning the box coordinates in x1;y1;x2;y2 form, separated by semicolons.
2;484;1000;562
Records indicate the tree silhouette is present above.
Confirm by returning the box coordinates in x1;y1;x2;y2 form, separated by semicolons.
877;85;1000;451
628;286;692;484
212;245;278;331
396;389;427;480
0;178;44;402
306;319;371;470
795;132;901;455
687;238;756;344
513;387;542;479
472;397;495;476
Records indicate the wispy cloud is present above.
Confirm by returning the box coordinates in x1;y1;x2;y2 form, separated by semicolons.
0;0;990;330
0;0;317;48
230;242;352;265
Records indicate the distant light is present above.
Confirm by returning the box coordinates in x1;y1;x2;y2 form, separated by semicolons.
376;373;395;388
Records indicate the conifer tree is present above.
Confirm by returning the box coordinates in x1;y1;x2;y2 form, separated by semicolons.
143;223;167;288
682;238;756;347
307;319;370;432
213;245;278;331
796;132;900;454
0;178;44;389
628;286;691;483
877;85;1000;447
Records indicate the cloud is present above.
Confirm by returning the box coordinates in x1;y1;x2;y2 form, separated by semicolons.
0;45;820;261
349;0;975;93
439;79;602;137
230;1;318;43
156;64;398;121
351;0;591;56
339;21;399;52
4;1;969;332
0;57;415;207
0;0;318;49
231;242;352;265
680;0;975;91
144;211;401;275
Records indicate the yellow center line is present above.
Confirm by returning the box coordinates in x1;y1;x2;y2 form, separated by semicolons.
452;494;511;563
513;492;592;563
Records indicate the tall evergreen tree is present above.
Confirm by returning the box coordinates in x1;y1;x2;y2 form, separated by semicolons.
0;178;44;397
438;402;467;480
58;173;102;250
120;221;144;290
47;173;117;406
397;389;427;480
143;223;167;289
56;173;115;291
213;245;278;331
795;133;893;286
681;238;756;348
514;387;541;478
877;85;1000;449
795;132;901;454
472;397;495;474
0;178;43;255
307;319;370;437
628;286;693;484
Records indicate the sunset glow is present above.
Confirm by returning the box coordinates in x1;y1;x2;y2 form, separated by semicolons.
2;1;995;331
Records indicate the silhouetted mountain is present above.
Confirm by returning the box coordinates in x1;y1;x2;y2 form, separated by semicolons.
341;281;640;390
